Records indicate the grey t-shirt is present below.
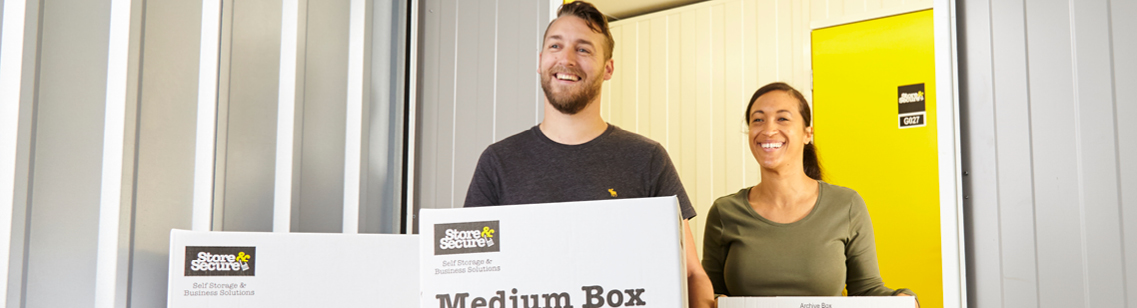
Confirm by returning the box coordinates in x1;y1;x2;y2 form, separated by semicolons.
463;124;697;220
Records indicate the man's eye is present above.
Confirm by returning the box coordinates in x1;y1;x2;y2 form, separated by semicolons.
578;48;591;54
778;117;789;121
549;44;560;49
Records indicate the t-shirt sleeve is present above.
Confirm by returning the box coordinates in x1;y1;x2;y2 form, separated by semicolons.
463;147;501;207
701;203;729;295
649;144;697;220
844;192;916;297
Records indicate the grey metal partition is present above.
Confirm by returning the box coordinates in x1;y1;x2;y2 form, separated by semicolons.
22;0;115;306
413;0;551;233
959;0;1136;307
0;0;411;306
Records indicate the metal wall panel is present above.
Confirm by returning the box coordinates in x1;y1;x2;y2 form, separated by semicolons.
217;0;406;234
451;0;484;215
414;0;550;221
956;0;1000;306
1024;1;1086;307
994;0;1040;305
24;0;111;306
1070;0;1126;307
810;0;932;21
363;0;408;234
223;0;282;232
5;1;43;306
428;0;454;210
605;0;803;256
417;0;441;219
4;0;410;305
959;0;1136;306
298;0;348;233
130;0;200;306
992;0;1040;305
1116;0;1137;303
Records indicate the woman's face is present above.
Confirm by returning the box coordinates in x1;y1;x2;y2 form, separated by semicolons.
747;90;813;172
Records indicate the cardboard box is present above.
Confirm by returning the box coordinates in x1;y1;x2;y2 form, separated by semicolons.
419;197;689;308
717;296;916;308
167;229;419;307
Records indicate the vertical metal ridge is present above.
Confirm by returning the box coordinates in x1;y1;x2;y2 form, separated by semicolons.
985;0;1009;305
491;0;498;142
1104;0;1128;305
449;0;458;208
343;0;366;234
125;0;148;305
18;1;46;306
193;0;222;231
274;0;300;232
634;22;640;133
1019;0;1044;304
706;8;714;200
94;0;134;306
1065;0;1093;305
403;0;419;233
665;14;670;150
215;0;235;231
774;0;780;81
0;0;30;304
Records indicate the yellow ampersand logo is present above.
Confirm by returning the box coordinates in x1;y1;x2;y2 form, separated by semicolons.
236;252;251;262
481;227;494;238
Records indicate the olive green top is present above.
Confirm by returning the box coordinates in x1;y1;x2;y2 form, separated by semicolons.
701;181;916;297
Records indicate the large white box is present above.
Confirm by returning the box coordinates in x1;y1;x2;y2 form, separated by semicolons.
166;229;419;307
419;197;689;308
717;296;916;308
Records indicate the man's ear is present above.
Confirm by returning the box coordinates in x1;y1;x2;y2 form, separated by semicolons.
537;52;544;74
603;58;614;81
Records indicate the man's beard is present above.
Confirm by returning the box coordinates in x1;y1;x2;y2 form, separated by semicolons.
540;66;603;115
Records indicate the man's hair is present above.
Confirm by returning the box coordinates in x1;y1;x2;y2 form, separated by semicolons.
544;1;615;60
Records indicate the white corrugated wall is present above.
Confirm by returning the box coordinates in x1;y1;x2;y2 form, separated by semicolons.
959;0;1136;307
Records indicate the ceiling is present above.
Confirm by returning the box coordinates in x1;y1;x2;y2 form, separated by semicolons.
584;0;707;20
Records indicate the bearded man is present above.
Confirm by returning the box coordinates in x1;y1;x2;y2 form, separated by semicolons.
463;2;715;308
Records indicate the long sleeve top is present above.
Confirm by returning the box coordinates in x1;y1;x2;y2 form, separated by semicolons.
701;181;916;297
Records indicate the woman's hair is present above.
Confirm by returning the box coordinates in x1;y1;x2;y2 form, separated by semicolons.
745;82;822;180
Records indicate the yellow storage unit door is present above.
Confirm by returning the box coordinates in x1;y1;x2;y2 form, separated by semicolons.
811;9;942;308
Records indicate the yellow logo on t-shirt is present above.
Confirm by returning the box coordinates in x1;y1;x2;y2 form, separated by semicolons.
608;189;617;197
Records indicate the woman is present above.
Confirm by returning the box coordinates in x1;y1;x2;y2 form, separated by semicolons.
701;82;917;304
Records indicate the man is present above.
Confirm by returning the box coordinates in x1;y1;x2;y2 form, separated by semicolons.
463;2;715;308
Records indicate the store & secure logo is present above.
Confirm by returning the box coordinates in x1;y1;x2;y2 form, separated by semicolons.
435;220;500;255
184;246;256;276
898;83;927;128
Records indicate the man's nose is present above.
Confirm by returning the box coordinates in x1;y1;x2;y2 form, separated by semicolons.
557;50;577;66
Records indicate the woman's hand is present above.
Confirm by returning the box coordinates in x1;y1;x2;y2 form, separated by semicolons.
713;294;727;308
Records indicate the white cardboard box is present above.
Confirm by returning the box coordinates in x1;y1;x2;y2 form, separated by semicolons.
717;296;916;308
419;197;689;308
166;229;419;307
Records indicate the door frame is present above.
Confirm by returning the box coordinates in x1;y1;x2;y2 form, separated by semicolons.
809;1;965;307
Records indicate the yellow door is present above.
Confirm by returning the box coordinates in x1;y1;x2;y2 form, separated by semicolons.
812;10;942;308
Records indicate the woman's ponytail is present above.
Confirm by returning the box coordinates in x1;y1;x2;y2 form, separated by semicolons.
803;143;822;180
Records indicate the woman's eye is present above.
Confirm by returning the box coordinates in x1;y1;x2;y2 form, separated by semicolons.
751;118;763;123
778;117;789;122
